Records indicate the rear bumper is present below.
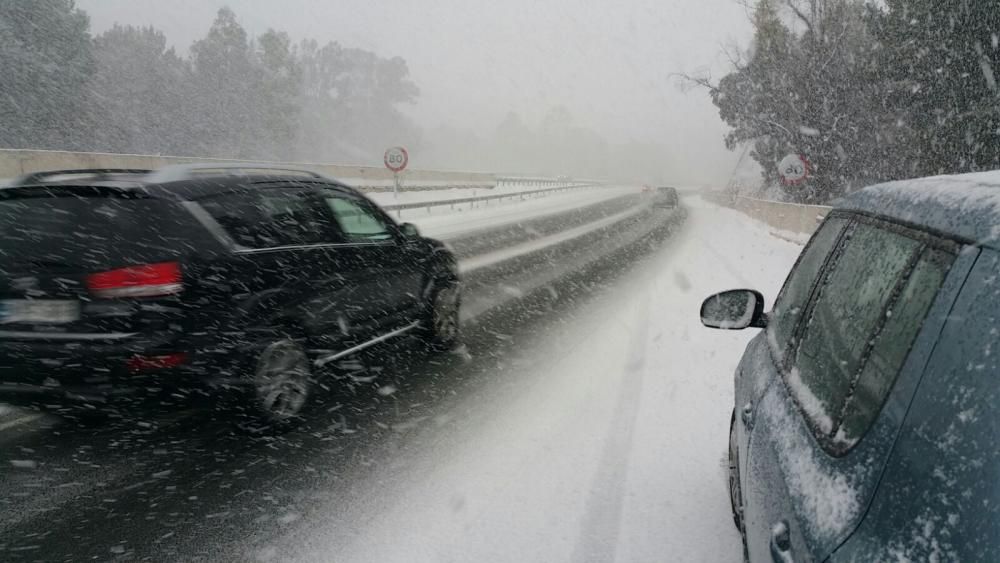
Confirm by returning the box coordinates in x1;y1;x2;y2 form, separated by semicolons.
0;333;245;407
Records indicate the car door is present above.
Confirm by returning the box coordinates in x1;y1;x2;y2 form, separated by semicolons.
734;216;849;485
743;214;967;563
194;186;333;339
315;186;426;334
831;248;992;562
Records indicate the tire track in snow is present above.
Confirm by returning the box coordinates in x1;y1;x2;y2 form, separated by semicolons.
571;290;652;563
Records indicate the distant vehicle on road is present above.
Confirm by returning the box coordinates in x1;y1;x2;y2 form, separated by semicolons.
651;186;679;208
700;171;1000;562
0;166;460;427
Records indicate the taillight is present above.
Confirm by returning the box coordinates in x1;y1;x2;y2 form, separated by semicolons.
126;353;187;373
87;261;183;299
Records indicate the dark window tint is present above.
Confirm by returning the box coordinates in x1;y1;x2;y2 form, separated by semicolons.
791;223;920;436
834;247;953;449
199;189;331;248
0;191;208;271
770;217;847;362
324;196;392;242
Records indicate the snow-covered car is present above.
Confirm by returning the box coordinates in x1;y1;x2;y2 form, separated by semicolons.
700;171;1000;562
0;166;460;427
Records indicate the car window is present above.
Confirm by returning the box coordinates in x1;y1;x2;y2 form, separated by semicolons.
198;188;331;249
789;222;921;438
0;191;211;270
833;246;954;450
769;216;848;363
324;195;393;243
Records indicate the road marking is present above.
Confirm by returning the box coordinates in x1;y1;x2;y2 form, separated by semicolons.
0;412;45;432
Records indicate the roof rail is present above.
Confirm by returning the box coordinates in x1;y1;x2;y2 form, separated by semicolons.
146;163;330;183
8;168;152;186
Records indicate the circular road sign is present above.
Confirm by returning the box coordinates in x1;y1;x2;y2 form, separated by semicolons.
778;153;810;186
384;146;409;173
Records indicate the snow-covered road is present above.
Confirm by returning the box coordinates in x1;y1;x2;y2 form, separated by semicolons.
259;196;803;563
0;196;805;562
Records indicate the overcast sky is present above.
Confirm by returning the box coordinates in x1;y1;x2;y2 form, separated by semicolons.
78;0;754;185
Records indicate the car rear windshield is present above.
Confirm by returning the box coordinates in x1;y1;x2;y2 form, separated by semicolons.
0;188;210;271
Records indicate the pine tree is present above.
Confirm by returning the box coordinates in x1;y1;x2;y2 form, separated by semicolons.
0;0;95;150
189;7;258;159
90;25;192;155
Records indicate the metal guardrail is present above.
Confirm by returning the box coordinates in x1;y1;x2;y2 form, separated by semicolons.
381;183;599;215
495;176;578;187
355;183;496;193
358;177;593;193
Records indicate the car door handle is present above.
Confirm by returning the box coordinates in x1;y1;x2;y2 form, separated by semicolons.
770;520;795;563
741;402;753;428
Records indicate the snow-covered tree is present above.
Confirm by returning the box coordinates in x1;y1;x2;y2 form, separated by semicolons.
872;0;1000;177
0;0;96;150
708;0;885;203
703;0;1000;203
293;39;421;163
89;25;193;155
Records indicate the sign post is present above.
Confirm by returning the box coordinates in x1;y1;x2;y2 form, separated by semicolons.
383;146;409;198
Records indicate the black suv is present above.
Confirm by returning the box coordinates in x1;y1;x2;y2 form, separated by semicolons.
0;165;460;425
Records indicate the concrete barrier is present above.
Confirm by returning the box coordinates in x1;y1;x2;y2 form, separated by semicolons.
0;148;498;190
705;191;832;236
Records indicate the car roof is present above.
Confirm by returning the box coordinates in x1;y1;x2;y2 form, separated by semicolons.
3;169;356;200
838;171;1000;250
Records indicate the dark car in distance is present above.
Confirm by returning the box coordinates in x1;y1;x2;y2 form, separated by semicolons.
0;165;460;426
652;186;679;208
701;171;1000;561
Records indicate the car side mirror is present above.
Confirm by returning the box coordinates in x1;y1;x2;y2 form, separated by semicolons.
700;289;767;330
400;222;420;240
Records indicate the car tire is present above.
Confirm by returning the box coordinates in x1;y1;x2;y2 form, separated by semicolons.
729;409;744;532
422;282;460;352
243;337;312;429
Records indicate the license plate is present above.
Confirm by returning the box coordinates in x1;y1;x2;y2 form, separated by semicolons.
0;300;80;324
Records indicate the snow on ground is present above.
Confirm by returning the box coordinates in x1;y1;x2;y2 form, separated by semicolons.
262;195;803;563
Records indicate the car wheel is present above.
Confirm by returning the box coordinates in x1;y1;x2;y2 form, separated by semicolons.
424;282;460;351
250;338;312;426
729;409;744;532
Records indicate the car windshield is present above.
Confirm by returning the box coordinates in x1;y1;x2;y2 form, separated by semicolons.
1;1;995;561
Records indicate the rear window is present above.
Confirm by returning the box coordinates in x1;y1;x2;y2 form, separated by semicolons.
0;191;210;271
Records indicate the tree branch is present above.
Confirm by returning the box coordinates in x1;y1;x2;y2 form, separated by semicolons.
670;71;719;94
784;0;816;38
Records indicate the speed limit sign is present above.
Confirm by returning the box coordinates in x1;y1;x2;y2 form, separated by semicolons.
778;154;810;186
384;146;409;173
